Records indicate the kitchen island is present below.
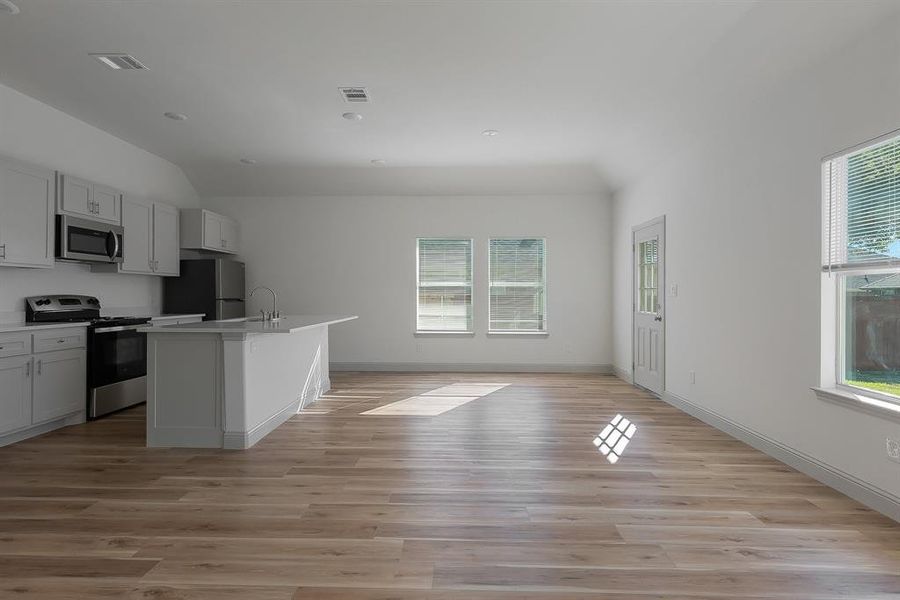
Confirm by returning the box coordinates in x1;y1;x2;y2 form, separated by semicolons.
142;315;357;449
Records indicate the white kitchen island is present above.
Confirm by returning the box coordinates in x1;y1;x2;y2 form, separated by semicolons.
143;315;357;449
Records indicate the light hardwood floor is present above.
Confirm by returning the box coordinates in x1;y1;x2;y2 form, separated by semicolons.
0;372;898;599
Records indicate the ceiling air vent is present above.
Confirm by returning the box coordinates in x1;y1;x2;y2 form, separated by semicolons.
339;87;369;103
90;53;148;70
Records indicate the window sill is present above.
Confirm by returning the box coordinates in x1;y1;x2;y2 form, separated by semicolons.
487;331;549;337
414;331;475;337
811;386;900;423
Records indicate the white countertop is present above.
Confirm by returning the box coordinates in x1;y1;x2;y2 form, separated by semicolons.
142;315;357;334
0;321;91;333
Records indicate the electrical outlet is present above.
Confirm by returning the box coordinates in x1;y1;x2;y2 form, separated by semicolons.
887;438;900;463
689;371;696;384
669;283;678;297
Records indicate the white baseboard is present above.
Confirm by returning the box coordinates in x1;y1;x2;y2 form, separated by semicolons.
331;362;613;374
224;398;301;450
0;411;85;448
613;364;632;383
661;390;900;523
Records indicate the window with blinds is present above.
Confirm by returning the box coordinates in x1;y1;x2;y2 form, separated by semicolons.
822;131;900;402
823;133;900;271
489;238;546;332
416;238;473;332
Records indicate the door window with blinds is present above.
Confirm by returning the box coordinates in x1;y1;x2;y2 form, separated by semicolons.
822;131;900;402
489;238;547;332
416;238;473;332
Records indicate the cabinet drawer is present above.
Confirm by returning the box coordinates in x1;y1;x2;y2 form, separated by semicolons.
0;332;31;358
32;328;86;353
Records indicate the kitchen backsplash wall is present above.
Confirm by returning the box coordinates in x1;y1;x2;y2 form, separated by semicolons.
0;263;162;322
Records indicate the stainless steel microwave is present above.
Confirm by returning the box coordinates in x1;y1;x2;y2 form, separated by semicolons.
56;215;124;263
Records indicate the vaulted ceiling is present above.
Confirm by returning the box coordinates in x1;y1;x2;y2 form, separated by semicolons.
0;0;896;196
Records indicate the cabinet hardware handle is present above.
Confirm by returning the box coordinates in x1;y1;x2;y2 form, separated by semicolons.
36;360;41;375
25;361;30;377
0;345;4;350
57;339;65;344
0;243;5;259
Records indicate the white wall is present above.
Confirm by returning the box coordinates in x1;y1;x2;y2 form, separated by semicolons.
611;16;900;499
0;83;197;319
203;194;612;370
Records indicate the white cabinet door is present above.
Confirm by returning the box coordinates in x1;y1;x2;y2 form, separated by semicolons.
152;202;180;276
32;349;85;424
120;197;153;274
220;216;238;254
92;184;122;224
0;158;54;268
0;355;32;435
202;211;223;250
58;174;94;218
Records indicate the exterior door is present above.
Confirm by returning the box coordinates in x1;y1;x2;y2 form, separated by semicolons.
633;217;665;395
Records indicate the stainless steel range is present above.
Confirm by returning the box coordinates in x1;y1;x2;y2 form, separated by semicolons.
25;295;151;419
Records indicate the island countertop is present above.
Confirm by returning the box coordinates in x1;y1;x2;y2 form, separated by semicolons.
141;315;357;334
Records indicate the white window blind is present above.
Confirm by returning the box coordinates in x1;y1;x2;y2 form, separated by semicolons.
823;133;900;272
489;238;546;332
416;238;473;332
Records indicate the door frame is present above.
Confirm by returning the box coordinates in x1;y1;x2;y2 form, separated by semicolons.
631;215;666;396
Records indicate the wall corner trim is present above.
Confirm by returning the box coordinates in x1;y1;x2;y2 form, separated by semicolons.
660;390;900;523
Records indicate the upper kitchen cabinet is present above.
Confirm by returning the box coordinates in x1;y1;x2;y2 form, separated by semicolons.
100;197;180;276
152;202;180;275
181;209;239;254
56;173;122;225
0;157;55;269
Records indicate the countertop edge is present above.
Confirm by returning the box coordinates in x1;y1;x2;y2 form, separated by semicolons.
141;315;358;334
0;321;91;333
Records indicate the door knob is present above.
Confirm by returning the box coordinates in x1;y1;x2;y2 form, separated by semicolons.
654;314;663;322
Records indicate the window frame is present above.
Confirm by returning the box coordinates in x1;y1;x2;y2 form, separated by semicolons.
414;237;475;335
820;129;900;409
833;267;900;406
486;237;548;335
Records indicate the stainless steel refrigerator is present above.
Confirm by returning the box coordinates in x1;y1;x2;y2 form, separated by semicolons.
163;259;245;320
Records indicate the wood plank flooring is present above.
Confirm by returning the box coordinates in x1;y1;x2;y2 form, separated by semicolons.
0;372;897;599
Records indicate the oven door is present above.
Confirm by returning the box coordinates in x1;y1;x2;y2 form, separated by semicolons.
89;326;147;389
57;215;124;263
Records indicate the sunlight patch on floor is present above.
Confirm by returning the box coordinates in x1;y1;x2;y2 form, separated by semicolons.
361;383;509;416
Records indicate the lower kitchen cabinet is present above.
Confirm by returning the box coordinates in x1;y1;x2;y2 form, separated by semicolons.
0;355;33;435
0;328;87;446
32;348;86;423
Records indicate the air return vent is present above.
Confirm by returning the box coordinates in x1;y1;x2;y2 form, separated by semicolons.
339;87;369;103
90;53;148;70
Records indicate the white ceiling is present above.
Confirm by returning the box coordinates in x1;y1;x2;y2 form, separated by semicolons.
0;0;896;197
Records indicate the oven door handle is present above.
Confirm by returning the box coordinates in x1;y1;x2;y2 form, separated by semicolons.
106;230;120;262
93;325;144;334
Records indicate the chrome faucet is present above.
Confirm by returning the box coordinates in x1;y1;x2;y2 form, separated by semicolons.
250;286;280;321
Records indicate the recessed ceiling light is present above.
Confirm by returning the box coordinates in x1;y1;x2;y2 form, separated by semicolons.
370;159;386;166
239;158;257;165
481;129;499;137
164;112;187;121
0;0;20;15
342;112;363;121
